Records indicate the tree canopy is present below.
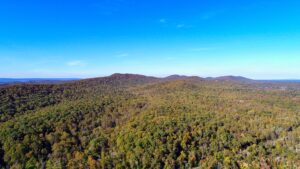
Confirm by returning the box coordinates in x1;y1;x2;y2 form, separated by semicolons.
0;74;299;168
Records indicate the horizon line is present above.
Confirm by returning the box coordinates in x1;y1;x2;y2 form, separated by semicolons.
1;73;300;81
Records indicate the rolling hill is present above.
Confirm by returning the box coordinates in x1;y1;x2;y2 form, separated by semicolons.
0;74;299;168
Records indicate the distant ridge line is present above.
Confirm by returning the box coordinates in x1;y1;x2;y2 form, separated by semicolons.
1;73;300;85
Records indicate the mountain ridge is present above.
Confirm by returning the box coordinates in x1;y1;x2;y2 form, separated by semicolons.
3;74;300;86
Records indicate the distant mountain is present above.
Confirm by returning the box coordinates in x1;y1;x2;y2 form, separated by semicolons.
207;76;253;82
258;79;300;83
164;75;204;81
74;73;160;87
164;75;189;80
109;73;158;80
164;75;252;82
0;78;79;85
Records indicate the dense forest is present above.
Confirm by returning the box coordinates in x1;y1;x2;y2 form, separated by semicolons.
0;74;299;169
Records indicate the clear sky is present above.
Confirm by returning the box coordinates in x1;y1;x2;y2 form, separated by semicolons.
0;0;300;79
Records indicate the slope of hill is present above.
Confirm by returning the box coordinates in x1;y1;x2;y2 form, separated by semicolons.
0;74;299;168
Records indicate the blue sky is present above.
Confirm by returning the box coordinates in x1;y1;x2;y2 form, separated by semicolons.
0;0;300;79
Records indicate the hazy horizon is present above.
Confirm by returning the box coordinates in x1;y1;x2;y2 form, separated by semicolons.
1;1;300;79
1;73;300;81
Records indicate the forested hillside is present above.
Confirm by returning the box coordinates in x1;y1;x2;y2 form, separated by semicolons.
0;74;299;169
